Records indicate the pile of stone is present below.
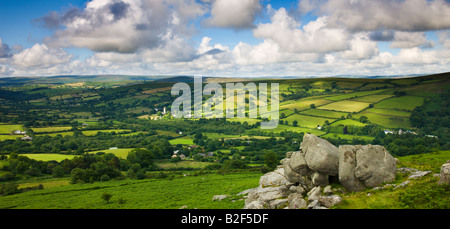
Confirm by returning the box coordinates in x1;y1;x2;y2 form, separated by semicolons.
243;134;398;209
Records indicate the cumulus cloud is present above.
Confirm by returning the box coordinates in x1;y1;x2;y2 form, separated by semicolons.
12;43;73;68
320;0;450;32
253;7;349;53
390;32;433;49
339;33;379;60
205;0;262;29
44;0;205;54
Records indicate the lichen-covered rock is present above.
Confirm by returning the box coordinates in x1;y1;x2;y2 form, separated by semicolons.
338;145;366;192
301;134;339;176
259;167;288;187
354;145;397;188
439;163;450;185
288;193;307;209
338;144;396;191
289;151;312;176
318;195;342;208
245;185;289;206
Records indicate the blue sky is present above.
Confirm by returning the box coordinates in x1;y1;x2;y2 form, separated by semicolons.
0;0;449;77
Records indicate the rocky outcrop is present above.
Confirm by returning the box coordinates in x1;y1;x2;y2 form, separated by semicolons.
301;134;339;176
338;144;397;192
243;134;398;209
438;161;450;185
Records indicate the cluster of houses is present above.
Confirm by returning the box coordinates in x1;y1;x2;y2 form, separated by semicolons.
384;129;438;138
12;130;33;141
384;129;417;135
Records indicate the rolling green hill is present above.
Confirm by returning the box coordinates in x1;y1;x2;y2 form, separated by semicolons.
0;72;449;209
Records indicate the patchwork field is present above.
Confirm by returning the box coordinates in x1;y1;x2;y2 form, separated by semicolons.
169;136;194;145
351;94;393;103
321;133;375;141
325;89;388;101
0;135;21;141
31;127;73;133
318;100;370;113
300;109;349;119
367;108;411;117
330;119;367;127
259;124;325;136
20;154;77;162
354;111;412;128
280;98;332;111
87;148;134;159
0;124;24;134
374;96;424;111
282;114;334;128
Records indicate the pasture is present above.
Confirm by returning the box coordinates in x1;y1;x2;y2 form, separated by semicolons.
0;124;24;134
87;148;134;159
20;154;77;162
0;172;261;209
374;96;424;111
169;136;194;145
354;111;412;128
280;98;332;111
300;109;349;119
325;89;388;101
329;119;367;127
351;94;393;103
318;100;370;113
282;114;334;129
31;127;73;133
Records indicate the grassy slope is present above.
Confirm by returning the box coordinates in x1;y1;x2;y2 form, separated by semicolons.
1;151;448;209
0;172;261;209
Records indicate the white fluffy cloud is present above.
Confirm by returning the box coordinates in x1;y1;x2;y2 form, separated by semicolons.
44;0;205;54
1;0;449;78
205;0;262;29
253;7;349;53
12;43;73;68
319;0;450;32
390;32;433;49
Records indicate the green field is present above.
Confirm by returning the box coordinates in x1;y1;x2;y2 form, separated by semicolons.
20;154;77;162
330;119;367;127
0;135;21;141
0;172;261;209
31;127;73;133
366;108;411;117
283;114;334;128
321;133;375;141
325;89;388;101
155;160;216;170
300;109;349;119
280;98;332;111
374;96;424;111
36;132;74;137
354;111;412;128
260;124;325;136
318;100;370;113
169;136;194;145
87;148;134;159
352;94;393;103
0;124;24;134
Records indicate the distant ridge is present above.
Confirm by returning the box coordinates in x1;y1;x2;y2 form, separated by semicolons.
0;72;448;86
